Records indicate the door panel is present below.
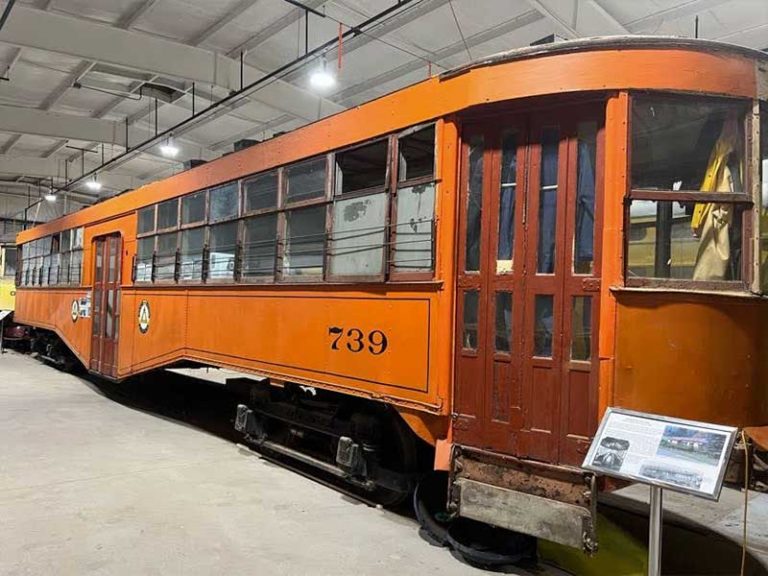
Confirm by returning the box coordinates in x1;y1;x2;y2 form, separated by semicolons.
454;105;604;466
90;234;121;378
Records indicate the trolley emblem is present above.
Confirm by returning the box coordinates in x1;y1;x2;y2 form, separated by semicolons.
70;300;79;323
138;300;151;334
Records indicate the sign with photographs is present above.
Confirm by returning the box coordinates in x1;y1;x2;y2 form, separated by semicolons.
583;408;738;500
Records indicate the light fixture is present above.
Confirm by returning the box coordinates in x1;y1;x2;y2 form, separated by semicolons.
160;137;179;158
310;57;336;90
86;177;102;191
44;191;57;202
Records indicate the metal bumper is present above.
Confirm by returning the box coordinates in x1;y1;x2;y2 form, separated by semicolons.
449;446;598;553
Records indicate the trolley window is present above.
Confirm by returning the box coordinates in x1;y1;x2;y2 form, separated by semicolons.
182;190;206;226
137;206;155;235
157;198;179;231
284;205;326;278
627;95;750;287
285;157;327;204
392;124;437;276
209;182;239;223
244;171;279;213
3;246;16;278
761;104;768;293
330;139;390;279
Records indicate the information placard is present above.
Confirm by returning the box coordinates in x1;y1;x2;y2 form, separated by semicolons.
583;408;738;500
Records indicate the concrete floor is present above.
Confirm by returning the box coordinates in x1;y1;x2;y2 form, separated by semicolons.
0;351;556;576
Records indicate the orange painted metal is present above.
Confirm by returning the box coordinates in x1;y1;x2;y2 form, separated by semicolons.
13;42;768;450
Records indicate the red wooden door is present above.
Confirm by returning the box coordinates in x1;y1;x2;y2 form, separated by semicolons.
454;106;603;466
90;234;121;378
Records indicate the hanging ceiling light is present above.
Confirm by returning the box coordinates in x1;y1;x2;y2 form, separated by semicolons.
44;190;57;202
160;137;180;158
86;176;102;191
310;57;335;90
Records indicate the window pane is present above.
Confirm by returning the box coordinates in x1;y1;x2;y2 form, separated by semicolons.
180;228;205;281
632;96;745;192
574;122;597;275
761;106;768;293
157;198;179;230
69;250;83;285
284;205;326;277
330;192;387;276
286;157;326;203
3;247;16;277
244;171;278;212
243;214;278;278
60;230;71;252
108;238;118;283
497;132;517;274
209;183;239;222
72;228;84;249
627;200;743;281
155;232;177;281
336;140;388;194
182;191;206;225
399;125;435;182
136;237;154;282
534;295;554;357
209;222;237;280
495;291;512;353
49;253;60;285
393;183;435;272
571;296;592;361
138;206;155;234
462;290;479;350
465;136;484;272
538;128;559;274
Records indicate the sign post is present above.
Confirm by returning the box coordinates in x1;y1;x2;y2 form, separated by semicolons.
583;408;738;576
648;485;662;576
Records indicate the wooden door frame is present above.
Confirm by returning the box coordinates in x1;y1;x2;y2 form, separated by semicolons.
453;101;606;465
90;233;122;378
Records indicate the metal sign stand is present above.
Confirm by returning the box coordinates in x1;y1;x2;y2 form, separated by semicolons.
648;485;663;576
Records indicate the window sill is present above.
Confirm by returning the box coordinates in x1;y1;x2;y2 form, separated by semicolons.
611;285;765;300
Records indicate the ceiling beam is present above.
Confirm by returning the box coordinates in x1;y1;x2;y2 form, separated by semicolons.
0;104;213;161
228;0;327;57
333;9;544;104
188;0;262;46
118;0;160;29
524;0;627;38
0;154;140;191
0;5;344;121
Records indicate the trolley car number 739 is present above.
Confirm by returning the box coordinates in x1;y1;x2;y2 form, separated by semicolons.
328;327;388;355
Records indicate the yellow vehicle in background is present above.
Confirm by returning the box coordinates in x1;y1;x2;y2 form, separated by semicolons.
0;243;16;312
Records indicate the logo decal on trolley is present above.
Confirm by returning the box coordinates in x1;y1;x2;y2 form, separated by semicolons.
70;299;79;322
138;300;151;334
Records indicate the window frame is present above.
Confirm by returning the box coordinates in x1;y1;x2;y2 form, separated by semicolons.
279;154;331;283
389;122;440;282
624;92;755;291
180;189;208;230
326;137;393;283
156;197;180;233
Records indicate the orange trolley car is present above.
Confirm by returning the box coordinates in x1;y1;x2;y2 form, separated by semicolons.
13;37;768;552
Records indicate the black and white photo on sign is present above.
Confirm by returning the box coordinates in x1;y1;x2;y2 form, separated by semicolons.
592;436;630;471
639;461;703;490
